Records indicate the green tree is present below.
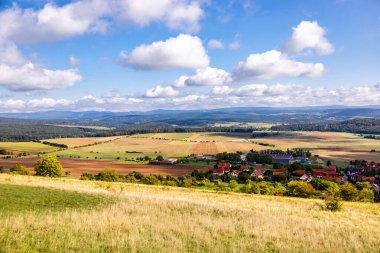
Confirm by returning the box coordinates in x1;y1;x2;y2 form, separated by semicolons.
34;155;63;177
156;155;164;161
286;181;319;198
340;182;358;201
10;164;31;175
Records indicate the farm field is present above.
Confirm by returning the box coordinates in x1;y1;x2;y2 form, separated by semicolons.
43;136;121;148
0;142;57;154
0;174;379;253
0;157;211;177
252;131;380;162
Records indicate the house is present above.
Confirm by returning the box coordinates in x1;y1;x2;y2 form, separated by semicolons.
272;154;293;164
218;162;231;172
240;165;250;171
212;169;225;176
327;165;337;172
231;170;240;177
292;169;306;176
300;174;313;182
273;169;287;177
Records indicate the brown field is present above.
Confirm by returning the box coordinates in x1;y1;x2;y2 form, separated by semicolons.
0;157;211;177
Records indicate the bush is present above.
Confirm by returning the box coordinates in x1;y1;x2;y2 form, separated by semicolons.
323;194;343;212
10;164;31;175
80;173;95;180
0;149;6;155
229;179;238;189
95;169;119;182
286;181;319;198
34;155;63;177
357;189;374;202
141;175;161;185
340;182;358;201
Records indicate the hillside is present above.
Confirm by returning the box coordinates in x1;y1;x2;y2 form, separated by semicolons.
1;174;379;253
272;118;380;134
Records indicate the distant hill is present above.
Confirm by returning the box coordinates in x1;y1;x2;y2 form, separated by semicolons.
271;118;380;134
0;106;379;127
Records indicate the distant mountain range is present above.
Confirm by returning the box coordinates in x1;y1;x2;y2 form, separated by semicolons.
1;106;380;126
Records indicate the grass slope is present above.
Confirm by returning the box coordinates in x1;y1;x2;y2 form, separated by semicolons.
0;174;379;252
0;184;114;215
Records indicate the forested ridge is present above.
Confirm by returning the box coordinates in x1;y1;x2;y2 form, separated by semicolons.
271;118;380;134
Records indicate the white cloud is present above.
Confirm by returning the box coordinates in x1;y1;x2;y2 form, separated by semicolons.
176;67;232;87
28;98;73;108
233;50;324;80
68;56;80;66
211;85;234;95
208;39;224;49
0;62;82;91
116;0;204;33
0;1;110;44
120;34;209;70
284;21;334;56
145;85;179;98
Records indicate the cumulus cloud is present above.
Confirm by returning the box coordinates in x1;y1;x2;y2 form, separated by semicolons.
284;21;334;56
232;50;324;80
0;1;204;45
208;39;224;49
175;67;232;87
144;85;179;98
0;62;82;91
119;34;209;70
116;0;204;33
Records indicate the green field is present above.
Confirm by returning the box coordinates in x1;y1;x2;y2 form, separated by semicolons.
0;142;58;154
0;174;379;252
0;184;114;215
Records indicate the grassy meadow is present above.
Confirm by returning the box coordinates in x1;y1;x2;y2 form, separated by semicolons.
0;142;58;154
0;174;379;252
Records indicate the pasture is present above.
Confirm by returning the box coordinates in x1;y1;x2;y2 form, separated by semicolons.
0;142;57;154
0;174;379;253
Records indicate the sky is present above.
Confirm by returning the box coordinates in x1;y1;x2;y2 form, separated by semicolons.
0;0;379;112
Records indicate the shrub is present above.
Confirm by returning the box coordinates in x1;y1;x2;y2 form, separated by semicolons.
0;149;6;155
286;181;319;198
229;179;238;189
0;166;3;173
80;173;95;180
10;164;31;175
95;169;119;182
34;155;63;177
357;189;374;202
340;182;358;201
141;175;161;185
323;194;343;212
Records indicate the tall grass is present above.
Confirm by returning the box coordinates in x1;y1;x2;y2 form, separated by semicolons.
0;174;379;252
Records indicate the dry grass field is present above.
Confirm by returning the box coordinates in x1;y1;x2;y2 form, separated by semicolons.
0;174;379;253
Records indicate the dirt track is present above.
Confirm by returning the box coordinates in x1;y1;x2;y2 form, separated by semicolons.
0;157;212;177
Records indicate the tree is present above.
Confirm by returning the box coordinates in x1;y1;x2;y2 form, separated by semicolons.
326;160;332;166
286;181;319;198
156;155;164;161
357;189;374;202
10;164;31;175
34;155;63;177
0;149;6;155
340;182;358;201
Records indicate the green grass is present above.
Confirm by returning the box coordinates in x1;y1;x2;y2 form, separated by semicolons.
0;183;114;215
0;142;58;154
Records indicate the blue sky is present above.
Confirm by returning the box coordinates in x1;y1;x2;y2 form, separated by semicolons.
0;0;379;112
